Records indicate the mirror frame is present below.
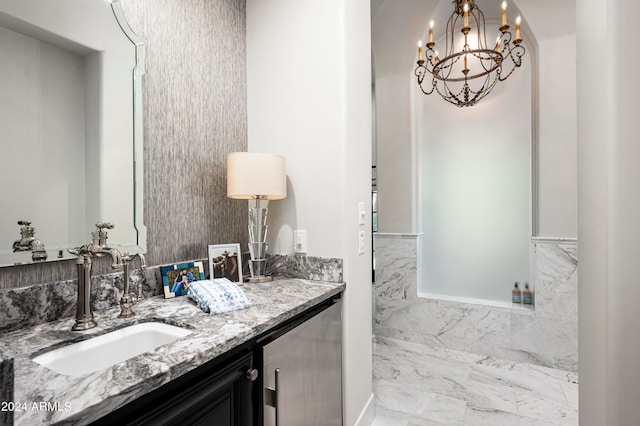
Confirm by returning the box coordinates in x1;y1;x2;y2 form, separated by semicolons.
112;0;147;255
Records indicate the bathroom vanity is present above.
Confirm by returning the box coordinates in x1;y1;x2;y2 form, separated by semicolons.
0;278;344;425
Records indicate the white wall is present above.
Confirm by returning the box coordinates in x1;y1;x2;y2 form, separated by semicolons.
578;0;640;423
537;34;577;238
374;74;416;233
246;1;373;424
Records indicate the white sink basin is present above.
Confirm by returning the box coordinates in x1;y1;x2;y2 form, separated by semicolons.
33;322;192;377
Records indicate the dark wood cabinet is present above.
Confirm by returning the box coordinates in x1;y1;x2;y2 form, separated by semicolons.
93;350;255;426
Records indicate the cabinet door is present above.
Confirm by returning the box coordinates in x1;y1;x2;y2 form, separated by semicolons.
93;351;255;426
149;352;254;426
263;301;342;426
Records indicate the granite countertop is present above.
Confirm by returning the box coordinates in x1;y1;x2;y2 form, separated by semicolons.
0;278;345;425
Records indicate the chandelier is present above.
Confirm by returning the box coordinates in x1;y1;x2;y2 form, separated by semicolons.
415;0;525;107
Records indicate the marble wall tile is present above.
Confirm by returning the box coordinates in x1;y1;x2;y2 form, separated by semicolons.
533;278;578;321
375;236;418;275
533;241;579;321
436;300;511;350
510;314;578;370
402;270;418;300
374;235;579;372
534;242;578;282
374;235;419;301
375;298;438;337
509;313;547;354
374;270;404;300
554;353;579;373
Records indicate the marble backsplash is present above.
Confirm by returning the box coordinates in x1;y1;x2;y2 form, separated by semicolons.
0;254;343;333
266;254;343;283
374;234;579;372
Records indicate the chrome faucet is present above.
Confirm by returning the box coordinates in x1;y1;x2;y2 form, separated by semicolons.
118;252;146;318
12;220;48;261
71;222;124;331
12;220;36;251
87;222;123;268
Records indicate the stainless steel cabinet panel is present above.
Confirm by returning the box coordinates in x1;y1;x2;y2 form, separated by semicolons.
263;301;342;426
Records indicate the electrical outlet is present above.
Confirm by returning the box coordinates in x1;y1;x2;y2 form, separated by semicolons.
358;231;365;255
358;202;366;225
294;230;307;254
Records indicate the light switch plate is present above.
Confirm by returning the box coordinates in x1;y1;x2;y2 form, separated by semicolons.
358;231;365;255
358;202;366;225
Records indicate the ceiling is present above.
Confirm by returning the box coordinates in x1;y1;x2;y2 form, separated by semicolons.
371;0;576;77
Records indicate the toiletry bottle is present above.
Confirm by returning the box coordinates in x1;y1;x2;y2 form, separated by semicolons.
523;283;533;305
512;282;522;303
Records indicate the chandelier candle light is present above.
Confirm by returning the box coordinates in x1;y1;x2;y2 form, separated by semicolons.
227;152;287;283
415;0;525;107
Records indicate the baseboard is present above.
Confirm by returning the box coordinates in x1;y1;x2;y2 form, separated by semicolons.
353;392;375;426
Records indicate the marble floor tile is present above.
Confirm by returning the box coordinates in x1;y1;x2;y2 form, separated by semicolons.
375;379;467;424
463;408;560;426
373;336;578;426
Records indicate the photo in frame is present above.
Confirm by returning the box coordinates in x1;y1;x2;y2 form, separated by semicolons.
160;261;205;299
208;244;242;283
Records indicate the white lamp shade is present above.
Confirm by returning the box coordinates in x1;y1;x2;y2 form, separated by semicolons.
227;152;287;200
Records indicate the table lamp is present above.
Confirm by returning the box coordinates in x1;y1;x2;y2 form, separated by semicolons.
227;152;286;282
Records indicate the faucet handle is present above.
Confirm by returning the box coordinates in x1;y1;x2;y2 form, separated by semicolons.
92;222;115;248
95;222;115;230
18;220;32;226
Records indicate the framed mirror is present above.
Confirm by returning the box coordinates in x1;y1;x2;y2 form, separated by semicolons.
0;0;146;267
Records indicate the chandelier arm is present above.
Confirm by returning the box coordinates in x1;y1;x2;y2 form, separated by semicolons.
415;64;436;95
498;44;525;82
499;30;513;46
505;43;525;65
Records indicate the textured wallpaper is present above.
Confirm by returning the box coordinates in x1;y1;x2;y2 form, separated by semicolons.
1;0;248;288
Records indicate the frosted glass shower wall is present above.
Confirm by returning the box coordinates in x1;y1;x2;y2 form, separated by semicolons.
417;47;532;304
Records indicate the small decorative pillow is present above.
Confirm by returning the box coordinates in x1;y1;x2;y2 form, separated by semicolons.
188;278;251;315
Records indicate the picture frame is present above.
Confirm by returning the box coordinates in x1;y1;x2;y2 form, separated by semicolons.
160;261;205;299
208;243;243;283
